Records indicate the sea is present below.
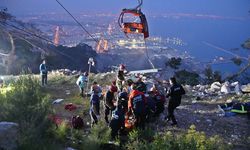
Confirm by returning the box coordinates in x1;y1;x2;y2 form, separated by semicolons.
148;16;250;76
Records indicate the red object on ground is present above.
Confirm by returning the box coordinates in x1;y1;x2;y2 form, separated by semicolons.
64;103;77;111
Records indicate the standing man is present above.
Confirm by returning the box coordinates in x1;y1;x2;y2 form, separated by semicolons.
104;86;117;124
90;88;100;127
39;60;48;86
166;77;185;126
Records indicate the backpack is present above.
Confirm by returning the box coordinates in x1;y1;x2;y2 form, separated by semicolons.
71;115;84;129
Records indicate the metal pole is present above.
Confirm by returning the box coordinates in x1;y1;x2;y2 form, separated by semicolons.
86;57;94;94
86;63;91;93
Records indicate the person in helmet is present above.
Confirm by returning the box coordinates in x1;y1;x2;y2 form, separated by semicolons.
76;72;88;97
128;83;146;129
104;85;117;124
165;77;185;126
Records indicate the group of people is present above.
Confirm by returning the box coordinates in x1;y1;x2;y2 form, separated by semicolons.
39;60;186;140
87;64;186;140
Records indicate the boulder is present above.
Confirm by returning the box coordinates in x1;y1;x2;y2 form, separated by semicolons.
0;122;19;150
231;81;242;95
210;82;221;92
241;84;250;93
221;82;231;94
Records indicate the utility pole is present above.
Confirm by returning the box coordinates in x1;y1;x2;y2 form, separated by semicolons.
86;57;94;93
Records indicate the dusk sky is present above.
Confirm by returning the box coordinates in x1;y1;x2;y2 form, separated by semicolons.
1;0;250;17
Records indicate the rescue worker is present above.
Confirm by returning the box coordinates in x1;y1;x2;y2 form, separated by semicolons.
109;100;125;141
135;76;147;93
128;83;146;129
118;88;129;113
89;83;100;127
166;77;185;126
116;64;126;91
39;60;48;86
76;72;88;97
152;86;165;116
104;86;117;124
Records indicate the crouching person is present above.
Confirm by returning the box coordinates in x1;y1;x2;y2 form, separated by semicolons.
109;101;125;141
90;91;100;127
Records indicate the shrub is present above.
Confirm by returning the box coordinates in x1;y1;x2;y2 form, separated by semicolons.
125;128;155;150
123;125;229;150
0;75;61;149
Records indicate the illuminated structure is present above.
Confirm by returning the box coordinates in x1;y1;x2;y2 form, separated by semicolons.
96;39;108;53
53;26;60;46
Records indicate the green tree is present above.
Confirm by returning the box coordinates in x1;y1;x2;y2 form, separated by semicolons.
204;66;222;84
204;66;213;83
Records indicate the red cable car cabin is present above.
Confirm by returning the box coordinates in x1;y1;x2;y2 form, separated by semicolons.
119;9;149;39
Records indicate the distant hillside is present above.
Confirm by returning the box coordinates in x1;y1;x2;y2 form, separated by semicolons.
0;12;97;75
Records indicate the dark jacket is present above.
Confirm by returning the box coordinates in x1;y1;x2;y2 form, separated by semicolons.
105;91;115;109
166;84;185;106
90;93;100;115
117;70;125;81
